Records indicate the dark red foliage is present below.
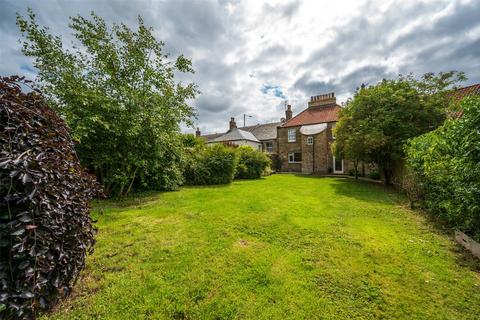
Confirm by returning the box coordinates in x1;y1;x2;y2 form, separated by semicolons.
0;76;102;319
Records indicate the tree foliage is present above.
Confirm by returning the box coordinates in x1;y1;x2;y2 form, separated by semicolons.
406;97;480;241
332;72;465;184
0;76;102;319
16;9;198;196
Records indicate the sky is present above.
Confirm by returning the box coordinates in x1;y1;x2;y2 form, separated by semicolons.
1;0;479;134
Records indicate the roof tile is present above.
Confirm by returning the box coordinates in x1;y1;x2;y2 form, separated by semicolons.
281;104;341;127
448;83;480;101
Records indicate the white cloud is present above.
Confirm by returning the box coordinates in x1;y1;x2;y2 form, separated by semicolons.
1;0;479;134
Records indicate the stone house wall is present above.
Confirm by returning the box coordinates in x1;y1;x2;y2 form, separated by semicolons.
260;139;277;154
277;122;339;173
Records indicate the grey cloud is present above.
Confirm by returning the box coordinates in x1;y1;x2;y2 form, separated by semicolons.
1;0;479;134
262;0;301;20
293;65;391;97
390;1;480;50
294;0;479;99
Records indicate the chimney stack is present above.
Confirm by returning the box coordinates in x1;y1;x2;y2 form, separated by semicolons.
308;92;336;108
285;104;292;121
195;127;201;137
229;117;237;130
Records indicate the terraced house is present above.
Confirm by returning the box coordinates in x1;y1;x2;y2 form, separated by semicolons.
277;92;347;174
197;115;283;154
198;92;353;174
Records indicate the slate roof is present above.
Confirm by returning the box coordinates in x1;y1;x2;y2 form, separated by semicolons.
238;122;281;140
209;128;260;143
201;133;223;142
281;104;341;128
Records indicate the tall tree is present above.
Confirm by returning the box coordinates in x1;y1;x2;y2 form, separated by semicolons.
333;72;465;184
332;101;368;179
17;9;199;196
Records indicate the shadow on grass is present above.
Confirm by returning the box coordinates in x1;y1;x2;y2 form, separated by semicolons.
413;208;480;273
294;174;402;205
295;174;480;272
92;183;232;213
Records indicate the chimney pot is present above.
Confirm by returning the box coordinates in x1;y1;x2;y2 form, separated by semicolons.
229;117;237;130
308;92;337;108
285;104;292;121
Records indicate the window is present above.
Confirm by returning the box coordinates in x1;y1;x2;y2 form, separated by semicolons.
265;141;273;153
306;136;313;145
288;152;302;163
288;129;296;142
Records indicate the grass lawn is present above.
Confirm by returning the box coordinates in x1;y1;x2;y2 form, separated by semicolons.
46;175;480;319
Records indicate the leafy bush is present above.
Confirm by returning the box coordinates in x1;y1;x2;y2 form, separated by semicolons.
406;97;480;240
0;76;102;318
235;146;271;179
366;170;381;180
268;154;282;172
184;144;238;185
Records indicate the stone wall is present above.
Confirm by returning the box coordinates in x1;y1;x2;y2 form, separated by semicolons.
261;139;277;154
277;122;337;173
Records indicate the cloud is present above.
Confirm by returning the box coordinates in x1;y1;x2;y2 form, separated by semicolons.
1;0;479;134
261;84;286;99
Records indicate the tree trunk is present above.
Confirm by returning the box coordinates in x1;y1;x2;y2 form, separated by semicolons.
383;167;391;185
353;158;359;179
125;167;138;196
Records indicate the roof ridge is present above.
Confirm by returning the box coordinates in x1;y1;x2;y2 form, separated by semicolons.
281;104;341;127
456;83;480;90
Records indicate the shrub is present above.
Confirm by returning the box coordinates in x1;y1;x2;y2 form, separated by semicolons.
366;170;381;180
235;146;271;179
0;76;102;318
406;97;480;240
184;144;238;185
268;154;282;172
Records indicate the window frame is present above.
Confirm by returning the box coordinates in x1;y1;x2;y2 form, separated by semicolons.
288;152;302;163
265;141;273;153
287;129;296;142
306;136;313;145
333;156;344;173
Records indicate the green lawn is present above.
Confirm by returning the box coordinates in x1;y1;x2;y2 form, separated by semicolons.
46;175;480;319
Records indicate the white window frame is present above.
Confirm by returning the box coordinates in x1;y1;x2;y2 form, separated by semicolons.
306;136;313;145
333;156;344;174
288;129;296;142
288;152;302;163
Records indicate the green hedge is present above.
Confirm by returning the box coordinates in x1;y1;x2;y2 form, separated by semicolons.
235;146;271;179
405;97;480;241
184;144;238;185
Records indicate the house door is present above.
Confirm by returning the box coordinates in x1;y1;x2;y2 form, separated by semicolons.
333;156;344;174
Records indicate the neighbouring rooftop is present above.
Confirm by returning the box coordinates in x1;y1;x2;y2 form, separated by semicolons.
209;127;260;143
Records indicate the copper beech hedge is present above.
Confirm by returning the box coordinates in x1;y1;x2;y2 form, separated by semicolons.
0;76;102;319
